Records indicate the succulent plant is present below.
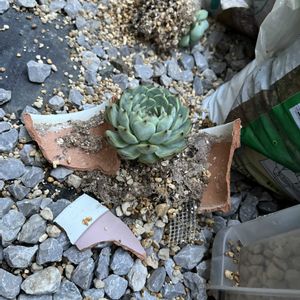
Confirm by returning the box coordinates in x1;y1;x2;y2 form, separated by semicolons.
179;10;209;48
105;85;192;164
132;0;199;51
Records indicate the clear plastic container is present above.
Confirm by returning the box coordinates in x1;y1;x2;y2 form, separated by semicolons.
210;205;300;299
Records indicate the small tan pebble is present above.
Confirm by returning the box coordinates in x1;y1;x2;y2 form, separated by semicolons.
16;53;22;57
65;264;74;279
133;223;145;236
145;254;159;269
82;216;93;226
115;206;123;217
31;262;43;271
31;23;37;29
47;58;52;64
47;176;54;183
225;251;234;258
32;189;42;198
93;278;105;289
155;220;165;228
155;203;169;218
225;270;234;280
51;64;58;72
67;174;82;189
158;248;170;260
57;266;64;275
154;177;162;183
38;233;48;243
46;224;61;238
0;67;6;72
121;202;131;216
40;207;53;221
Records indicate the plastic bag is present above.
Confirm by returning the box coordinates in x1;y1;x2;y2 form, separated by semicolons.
202;0;300;200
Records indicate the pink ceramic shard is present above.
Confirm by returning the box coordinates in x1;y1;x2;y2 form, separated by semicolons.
54;194;146;260
76;211;146;260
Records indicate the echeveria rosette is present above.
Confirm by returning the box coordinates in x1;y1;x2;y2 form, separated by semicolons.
105;85;192;164
180;10;209;48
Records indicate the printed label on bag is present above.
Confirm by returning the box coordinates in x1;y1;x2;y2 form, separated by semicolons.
260;159;300;199
289;103;300;129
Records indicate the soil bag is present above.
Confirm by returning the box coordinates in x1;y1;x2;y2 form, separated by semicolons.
202;0;300;200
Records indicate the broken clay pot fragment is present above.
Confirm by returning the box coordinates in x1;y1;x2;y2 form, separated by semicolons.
54;194;146;260
199;119;241;213
23;106;120;175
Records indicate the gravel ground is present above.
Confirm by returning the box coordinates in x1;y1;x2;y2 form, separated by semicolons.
0;1;292;300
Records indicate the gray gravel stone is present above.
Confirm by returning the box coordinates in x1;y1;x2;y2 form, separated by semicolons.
112;74;128;90
111;248;134;276
50;167;73;181
21;106;40;124
119;45;131;57
21;167;44;188
162;282;186;299
95;246;110;279
212;216;227;233
20;144;43;167
134;65;153;80
27;61;51;83
49;0;65;11
0;210;25;245
127;259;147;292
183;272;207;300
104;275;128;300
37;238;63;265
160;74;172;87
3;245;38;268
0;128;18;152
0;198;13;218
174;245;206;270
48;96;65;110
180;54;195;70
165;258;183;284
196;260;210;280
84;70;97;85
69;89;84;107
0;0;9;14
147;267;166;293
7;183;30;201
0;89;11;105
227;219;241;227
217;194;242;217
128;79;139;89
16;0;36;7
71;258;95;290
75;16;87;30
92;45;106;58
202;68;217;82
64;0;82;18
167;60;181;81
19;126;32;143
193;51;208;72
82;51;100;72
63;246;92;265
211;61;227;75
0;268;22;299
0;181;3;190
180;70;194;82
193;76;203;96
83;288;104;299
21;267;61;295
16;198;41;217
0;122;11;133
153;62;166;77
55;232;71;251
46;199;70;218
18;214;46;244
18;294;53;300
0;109;5;119
53;279;81;300
239;194;259;222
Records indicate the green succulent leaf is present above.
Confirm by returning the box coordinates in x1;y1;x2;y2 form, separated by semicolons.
104;85;192;164
136;144;159;154
106;130;128;148
117;126;139;144
132;119;156;141
118;145;140;160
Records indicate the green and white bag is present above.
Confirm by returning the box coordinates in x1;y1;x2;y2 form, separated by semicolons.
202;0;300;200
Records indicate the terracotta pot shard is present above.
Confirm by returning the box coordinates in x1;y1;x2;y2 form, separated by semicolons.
23;106;120;175
199;119;241;213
